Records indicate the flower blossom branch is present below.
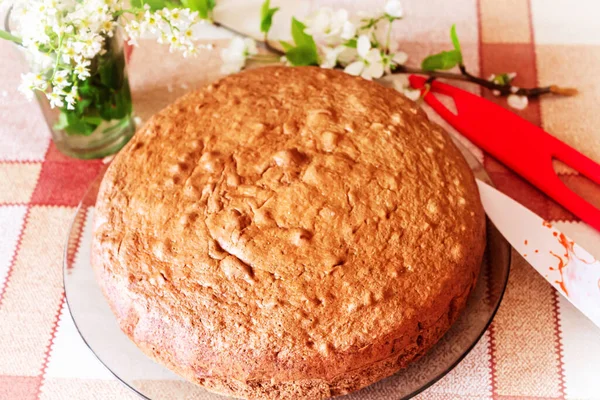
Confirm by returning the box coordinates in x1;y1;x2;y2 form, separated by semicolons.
219;0;577;110
2;0;216;109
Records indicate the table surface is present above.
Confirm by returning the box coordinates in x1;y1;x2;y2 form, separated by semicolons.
1;0;600;399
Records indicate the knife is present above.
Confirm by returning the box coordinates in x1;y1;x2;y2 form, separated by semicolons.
408;75;600;232
405;75;600;326
477;179;600;328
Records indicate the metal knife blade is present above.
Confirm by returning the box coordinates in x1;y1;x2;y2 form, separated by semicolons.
476;179;600;328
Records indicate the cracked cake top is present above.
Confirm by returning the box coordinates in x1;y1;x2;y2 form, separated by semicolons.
92;66;485;398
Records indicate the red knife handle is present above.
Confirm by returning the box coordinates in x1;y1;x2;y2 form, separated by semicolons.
409;75;600;232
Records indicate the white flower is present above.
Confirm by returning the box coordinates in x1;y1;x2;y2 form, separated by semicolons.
220;37;258;74
34;73;48;90
305;8;357;44
74;34;104;59
52;22;73;36
392;51;408;65
221;62;243;75
11;0;212;105
392;79;421;101
125;20;141;46
183;45;198;58
343;35;384;80
403;87;421;101
84;0;108;16
73;15;92;31
52;69;70;89
383;51;409;73
167;34;181;50
507;94;528;110
74;59;91;80
341;20;357;40
18;77;35;101
62;41;77;63
101;20;115;36
43;0;59;12
320;46;345;69
64;86;78;110
47;88;65;108
384;0;404;18
142;11;161;34
280;55;292;66
183;28;194;42
18;72;48;101
168;8;182;22
136;7;205;57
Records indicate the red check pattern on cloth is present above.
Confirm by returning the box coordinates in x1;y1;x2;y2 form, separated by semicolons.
1;0;599;399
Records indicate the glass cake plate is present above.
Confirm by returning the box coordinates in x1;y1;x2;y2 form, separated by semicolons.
63;141;511;400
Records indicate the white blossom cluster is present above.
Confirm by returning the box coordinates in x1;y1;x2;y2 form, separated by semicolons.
488;73;529;110
220;0;407;80
309;1;407;80
11;0;212;108
220;37;258;74
125;6;212;58
13;0;120;108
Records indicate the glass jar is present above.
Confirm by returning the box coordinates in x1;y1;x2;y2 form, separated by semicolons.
6;8;135;159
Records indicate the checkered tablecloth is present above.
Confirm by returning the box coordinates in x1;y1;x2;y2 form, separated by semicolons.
1;0;600;399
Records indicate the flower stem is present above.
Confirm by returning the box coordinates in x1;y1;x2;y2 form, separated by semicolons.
395;64;577;97
114;9;140;17
385;20;393;53
0;29;22;45
213;20;577;98
50;34;64;82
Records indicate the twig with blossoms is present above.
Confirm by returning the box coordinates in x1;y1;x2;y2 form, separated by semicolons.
124;6;212;57
2;0;214;109
219;0;577;110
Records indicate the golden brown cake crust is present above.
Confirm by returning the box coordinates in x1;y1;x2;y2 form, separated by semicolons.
92;66;486;399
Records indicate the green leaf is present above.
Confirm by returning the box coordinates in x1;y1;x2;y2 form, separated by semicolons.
291;18;316;49
164;0;180;9
288;18;319;65
181;0;215;19
54;110;100;135
260;0;280;35
279;40;294;51
450;24;462;64
344;38;357;48
131;0;168;11
285;45;319;66
99;78;132;121
492;73;514;86
75;98;93;115
53;112;69;131
421;50;462;71
0;29;22;45
81;115;104;125
98;52;125;90
64;111;98;136
78;80;94;96
115;78;133;118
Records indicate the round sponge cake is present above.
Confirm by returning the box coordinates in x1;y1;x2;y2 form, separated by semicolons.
92;66;486;399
